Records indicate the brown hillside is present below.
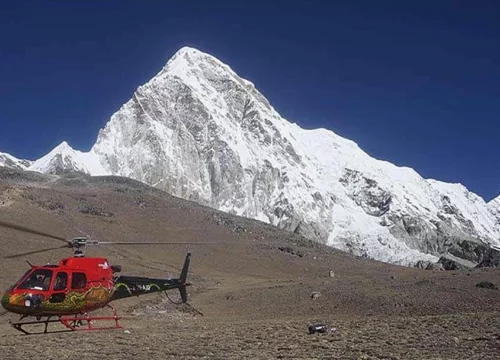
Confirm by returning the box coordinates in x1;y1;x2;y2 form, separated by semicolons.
1;168;499;359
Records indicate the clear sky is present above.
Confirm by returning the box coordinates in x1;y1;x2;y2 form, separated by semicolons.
1;0;499;200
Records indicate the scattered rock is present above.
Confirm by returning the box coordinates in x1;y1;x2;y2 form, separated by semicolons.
476;281;498;290
311;291;321;300
134;197;147;208
123;330;131;334
278;246;304;258
208;213;248;234
78;202;114;217
20;193;65;211
415;260;433;269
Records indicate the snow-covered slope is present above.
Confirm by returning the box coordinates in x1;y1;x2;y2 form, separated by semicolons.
1;47;498;266
28;141;107;175
489;196;500;235
0;152;32;170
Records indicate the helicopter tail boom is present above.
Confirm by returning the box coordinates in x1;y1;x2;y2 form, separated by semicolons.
110;253;192;303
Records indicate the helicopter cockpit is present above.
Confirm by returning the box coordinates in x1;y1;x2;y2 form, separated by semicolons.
15;269;53;291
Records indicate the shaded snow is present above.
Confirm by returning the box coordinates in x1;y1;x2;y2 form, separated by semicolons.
0;152;32;170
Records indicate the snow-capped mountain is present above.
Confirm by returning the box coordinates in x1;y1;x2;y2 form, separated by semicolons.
1;47;499;266
0;152;32;170
28;141;106;175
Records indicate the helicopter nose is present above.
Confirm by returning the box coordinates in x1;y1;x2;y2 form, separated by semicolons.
1;291;25;315
1;292;10;311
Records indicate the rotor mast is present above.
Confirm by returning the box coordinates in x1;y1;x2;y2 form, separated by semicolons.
70;237;89;257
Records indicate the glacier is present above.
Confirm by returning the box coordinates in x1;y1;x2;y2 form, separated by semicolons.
2;47;499;266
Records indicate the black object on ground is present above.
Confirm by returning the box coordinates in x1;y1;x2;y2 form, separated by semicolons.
308;324;327;334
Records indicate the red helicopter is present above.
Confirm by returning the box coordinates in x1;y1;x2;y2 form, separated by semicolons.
0;221;199;335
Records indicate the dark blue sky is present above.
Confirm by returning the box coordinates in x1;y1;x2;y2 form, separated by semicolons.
1;1;499;200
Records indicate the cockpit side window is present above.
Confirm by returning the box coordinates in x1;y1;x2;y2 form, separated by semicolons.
53;272;68;291
71;272;87;290
17;269;53;291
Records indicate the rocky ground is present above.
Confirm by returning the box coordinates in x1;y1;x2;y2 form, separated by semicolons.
1;168;499;359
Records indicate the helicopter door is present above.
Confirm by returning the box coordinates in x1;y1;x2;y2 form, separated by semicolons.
49;272;68;303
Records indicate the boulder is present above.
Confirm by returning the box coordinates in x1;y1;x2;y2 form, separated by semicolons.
415;260;433;269
425;262;445;271
310;291;321;300
476;281;498;290
438;254;477;270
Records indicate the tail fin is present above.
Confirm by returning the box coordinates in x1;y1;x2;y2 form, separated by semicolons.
178;252;191;303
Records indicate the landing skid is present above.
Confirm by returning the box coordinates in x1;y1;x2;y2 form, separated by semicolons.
9;316;63;335
9;305;122;335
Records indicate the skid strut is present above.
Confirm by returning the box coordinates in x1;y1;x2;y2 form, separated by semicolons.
60;305;121;331
9;305;122;335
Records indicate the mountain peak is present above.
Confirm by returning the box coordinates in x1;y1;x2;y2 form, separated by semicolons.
175;46;205;57
163;46;210;70
159;46;237;82
170;46;215;62
28;141;107;175
52;141;73;153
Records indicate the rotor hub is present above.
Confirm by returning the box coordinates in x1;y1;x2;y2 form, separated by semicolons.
70;237;88;257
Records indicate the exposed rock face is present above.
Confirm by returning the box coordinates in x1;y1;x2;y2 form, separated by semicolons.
438;254;477;270
1;47;499;266
477;247;500;268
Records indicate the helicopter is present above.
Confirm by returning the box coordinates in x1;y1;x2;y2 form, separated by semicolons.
0;220;201;335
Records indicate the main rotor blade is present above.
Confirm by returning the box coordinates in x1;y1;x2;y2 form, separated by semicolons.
3;244;70;259
93;241;218;245
0;220;69;243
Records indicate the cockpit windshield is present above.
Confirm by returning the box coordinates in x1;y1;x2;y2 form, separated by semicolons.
7;270;31;291
16;269;53;291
